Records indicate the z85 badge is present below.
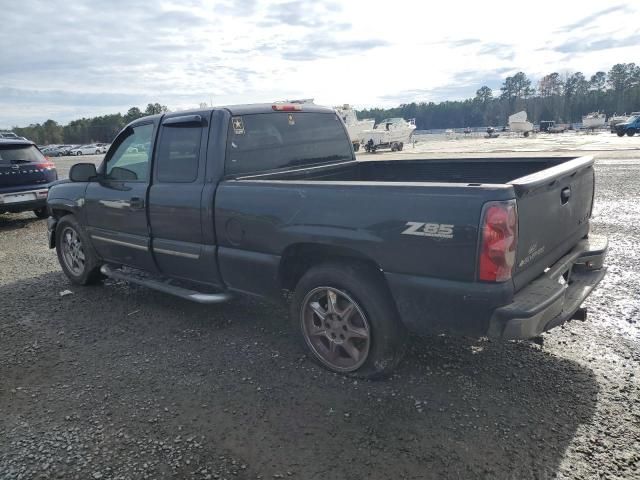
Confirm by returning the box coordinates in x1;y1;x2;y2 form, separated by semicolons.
402;222;454;239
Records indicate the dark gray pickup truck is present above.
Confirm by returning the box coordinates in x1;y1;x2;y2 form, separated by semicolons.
46;103;608;378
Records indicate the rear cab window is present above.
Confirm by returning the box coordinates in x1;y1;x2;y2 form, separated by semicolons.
225;112;352;176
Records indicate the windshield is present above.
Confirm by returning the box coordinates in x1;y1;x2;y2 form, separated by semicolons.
0;144;45;164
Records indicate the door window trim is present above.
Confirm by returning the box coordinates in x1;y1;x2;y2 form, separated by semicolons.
101;121;155;183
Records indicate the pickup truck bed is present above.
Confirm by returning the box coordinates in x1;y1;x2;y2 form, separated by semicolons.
47;104;607;378
218;154;603;338
243;157;559;184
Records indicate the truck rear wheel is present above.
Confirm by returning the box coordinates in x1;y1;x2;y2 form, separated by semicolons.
55;215;103;285
290;263;407;379
617;131;625;137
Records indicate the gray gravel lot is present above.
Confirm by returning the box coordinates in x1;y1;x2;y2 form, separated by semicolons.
1;149;639;479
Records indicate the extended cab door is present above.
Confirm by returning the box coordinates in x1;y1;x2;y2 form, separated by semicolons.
148;112;221;286
83;121;157;271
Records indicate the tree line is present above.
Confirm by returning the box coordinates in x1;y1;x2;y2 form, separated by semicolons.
359;63;640;129
12;103;168;146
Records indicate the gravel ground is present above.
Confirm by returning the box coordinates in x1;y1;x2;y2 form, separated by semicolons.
1;148;639;479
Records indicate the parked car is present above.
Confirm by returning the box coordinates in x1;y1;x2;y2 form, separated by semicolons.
69;144;104;155
95;143;110;154
615;115;640;137
0;138;58;218
53;145;75;156
46;104;608;378
40;146;59;156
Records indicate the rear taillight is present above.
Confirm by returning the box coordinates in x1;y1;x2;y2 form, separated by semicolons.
478;200;518;282
37;158;56;170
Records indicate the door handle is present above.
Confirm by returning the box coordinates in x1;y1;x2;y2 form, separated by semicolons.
561;187;571;204
129;197;145;209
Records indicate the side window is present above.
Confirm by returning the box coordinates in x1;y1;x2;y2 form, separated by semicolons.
156;126;202;183
105;123;154;181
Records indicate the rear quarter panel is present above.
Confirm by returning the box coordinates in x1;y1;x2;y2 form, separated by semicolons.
214;180;515;295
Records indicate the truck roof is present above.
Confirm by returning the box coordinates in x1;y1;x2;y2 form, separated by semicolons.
220;103;335;115
130;103;336;127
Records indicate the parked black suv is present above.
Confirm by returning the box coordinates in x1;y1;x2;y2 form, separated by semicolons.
0;139;58;218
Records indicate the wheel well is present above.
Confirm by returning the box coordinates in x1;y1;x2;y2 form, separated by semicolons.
51;208;74;220
278;243;387;292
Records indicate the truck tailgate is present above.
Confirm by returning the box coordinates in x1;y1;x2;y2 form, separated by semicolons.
510;156;595;291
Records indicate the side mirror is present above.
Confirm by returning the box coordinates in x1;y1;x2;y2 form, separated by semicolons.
69;163;98;182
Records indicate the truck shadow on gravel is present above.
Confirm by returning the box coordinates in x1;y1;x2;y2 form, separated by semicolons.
0;273;599;480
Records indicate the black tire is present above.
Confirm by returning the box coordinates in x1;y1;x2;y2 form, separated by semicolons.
33;207;49;219
398;142;404;151
617;131;625;137
627;129;636;137
55;215;103;285
353;143;360;152
290;262;407;379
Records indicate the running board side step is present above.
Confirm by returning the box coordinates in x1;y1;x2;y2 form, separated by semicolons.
100;265;232;304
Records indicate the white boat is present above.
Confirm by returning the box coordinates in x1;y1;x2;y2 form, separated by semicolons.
582;112;606;129
334;104;375;148
362;118;416;152
508;111;534;135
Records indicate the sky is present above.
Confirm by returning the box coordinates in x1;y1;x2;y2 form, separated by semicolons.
1;0;639;127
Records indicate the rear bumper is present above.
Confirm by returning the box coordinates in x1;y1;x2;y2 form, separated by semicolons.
385;235;607;339
0;187;49;212
488;235;607;339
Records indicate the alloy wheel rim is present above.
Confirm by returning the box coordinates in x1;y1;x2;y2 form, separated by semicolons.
61;227;86;276
301;286;371;372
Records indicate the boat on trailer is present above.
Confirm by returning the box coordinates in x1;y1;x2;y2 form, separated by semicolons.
582;112;606;130
508;111;534;137
334;104;375;152
362;118;416;152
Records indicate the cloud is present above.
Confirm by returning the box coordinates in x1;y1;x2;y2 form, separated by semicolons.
557;5;630;32
259;0;342;28
214;0;259;16
1;0;639;125
280;36;389;61
478;43;515;61
449;38;482;47
553;32;640;53
380;70;510;104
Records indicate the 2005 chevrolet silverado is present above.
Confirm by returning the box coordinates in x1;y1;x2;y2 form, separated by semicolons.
46;103;608;378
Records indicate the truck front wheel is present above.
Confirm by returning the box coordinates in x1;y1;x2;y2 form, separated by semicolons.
290;263;407;379
55;215;103;285
617;131;625;137
627;129;636;137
